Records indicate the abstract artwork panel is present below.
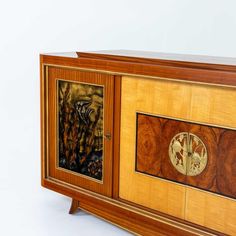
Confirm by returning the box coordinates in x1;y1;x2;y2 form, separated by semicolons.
58;80;103;180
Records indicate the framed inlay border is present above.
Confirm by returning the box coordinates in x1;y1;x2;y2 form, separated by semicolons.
135;111;236;200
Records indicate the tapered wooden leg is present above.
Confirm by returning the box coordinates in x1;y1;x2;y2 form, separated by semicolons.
69;199;80;214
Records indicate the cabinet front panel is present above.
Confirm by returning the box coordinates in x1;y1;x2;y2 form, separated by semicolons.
46;66;114;196
119;75;236;234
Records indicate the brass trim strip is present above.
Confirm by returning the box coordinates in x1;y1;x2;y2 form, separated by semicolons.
136;110;236;130
43;63;236;89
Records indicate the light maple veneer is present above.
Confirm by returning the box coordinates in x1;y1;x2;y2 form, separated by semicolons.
185;188;236;235
119;75;236;234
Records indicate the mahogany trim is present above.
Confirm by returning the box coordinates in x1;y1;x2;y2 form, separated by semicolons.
40;55;236;87
112;75;122;199
42;178;221;236
117;197;225;236
78;51;236;73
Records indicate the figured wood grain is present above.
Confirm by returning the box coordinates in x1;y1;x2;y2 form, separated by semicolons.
112;75;122;199
40;51;236;236
78;50;236;72
185;189;236;235
46;66;114;196
217;130;236;197
119;75;236;234
136;113;236;198
69;199;80;214
119;80;187;219
136;114;163;176
136;114;187;183
40;62;47;183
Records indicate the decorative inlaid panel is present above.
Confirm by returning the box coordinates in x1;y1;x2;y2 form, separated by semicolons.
136;112;236;199
57;80;104;180
169;132;208;176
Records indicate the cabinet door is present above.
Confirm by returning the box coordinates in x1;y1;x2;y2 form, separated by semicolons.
119;75;236;234
44;66;114;197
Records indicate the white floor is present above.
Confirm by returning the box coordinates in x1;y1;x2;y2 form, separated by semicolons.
0;114;131;236
0;173;131;236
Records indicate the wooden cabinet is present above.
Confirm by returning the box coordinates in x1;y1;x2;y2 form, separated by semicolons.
41;50;236;236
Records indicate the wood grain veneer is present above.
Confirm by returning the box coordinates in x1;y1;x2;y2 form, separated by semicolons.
136;113;236;198
41;50;236;236
112;75;122;199
185;189;236;235
43;178;221;236
119;75;236;234
78;50;236;72
41;51;236;87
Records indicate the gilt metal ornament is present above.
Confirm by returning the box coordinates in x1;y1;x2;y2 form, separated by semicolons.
168;132;208;176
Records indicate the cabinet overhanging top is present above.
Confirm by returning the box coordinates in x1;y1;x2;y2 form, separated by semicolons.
42;50;236;67
78;50;236;67
40;50;236;87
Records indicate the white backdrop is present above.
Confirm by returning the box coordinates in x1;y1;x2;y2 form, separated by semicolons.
0;0;236;235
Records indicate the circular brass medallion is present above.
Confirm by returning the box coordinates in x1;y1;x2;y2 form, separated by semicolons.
168;132;208;176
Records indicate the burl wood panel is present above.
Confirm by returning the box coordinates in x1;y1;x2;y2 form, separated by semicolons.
217;130;236;197
136;114;186;183
136;113;236;198
46;66;114;196
119;75;236;234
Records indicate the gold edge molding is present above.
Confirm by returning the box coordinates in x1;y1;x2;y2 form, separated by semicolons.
54;78;104;184
43;63;236;89
45;177;216;236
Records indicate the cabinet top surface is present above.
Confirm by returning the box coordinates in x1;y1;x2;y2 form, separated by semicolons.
42;50;236;66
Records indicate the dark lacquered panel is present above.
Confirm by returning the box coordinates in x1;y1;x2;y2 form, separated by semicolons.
58;80;104;181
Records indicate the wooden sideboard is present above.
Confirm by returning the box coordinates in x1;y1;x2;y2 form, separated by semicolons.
40;50;236;236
